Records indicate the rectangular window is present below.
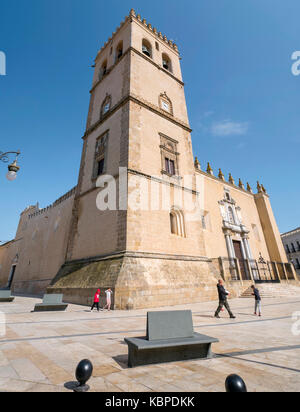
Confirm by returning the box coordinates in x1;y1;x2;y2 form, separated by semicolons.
92;131;109;181
160;133;180;178
165;158;175;175
97;158;105;176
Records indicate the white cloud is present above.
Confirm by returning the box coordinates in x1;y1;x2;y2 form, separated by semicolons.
211;119;249;137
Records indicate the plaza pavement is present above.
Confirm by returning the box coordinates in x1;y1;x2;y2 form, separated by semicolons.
0;295;299;392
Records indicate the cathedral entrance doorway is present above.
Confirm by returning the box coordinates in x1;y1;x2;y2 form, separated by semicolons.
233;240;250;280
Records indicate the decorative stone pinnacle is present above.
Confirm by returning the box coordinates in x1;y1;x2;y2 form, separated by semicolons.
207;162;213;175
257;181;263;193
148;23;152;30
239;179;245;190
142;18;147;25
218;169;225;181
247;182;253;193
137;14;141;21
261;184;267;194
129;9;136;17
194;157;201;170
228;173;235;185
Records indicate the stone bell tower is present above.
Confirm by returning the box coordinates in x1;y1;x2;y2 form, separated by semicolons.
50;10;218;309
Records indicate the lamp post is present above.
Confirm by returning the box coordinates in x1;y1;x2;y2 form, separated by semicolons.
0;150;21;181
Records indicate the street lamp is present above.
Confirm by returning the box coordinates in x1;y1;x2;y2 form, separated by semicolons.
0;150;21;181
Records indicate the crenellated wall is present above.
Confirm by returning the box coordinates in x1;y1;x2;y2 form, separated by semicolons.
0;188;76;295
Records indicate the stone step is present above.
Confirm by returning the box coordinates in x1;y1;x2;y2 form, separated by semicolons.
240;283;300;299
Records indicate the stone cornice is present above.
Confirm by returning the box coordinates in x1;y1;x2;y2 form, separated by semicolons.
76;168;199;202
281;227;300;238
65;250;210;266
127;169;197;194
83;93;192;141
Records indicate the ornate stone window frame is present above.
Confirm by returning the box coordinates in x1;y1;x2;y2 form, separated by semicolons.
92;130;109;181
100;94;112;120
170;207;186;237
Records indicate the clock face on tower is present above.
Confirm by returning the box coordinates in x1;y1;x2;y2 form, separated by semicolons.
161;100;170;112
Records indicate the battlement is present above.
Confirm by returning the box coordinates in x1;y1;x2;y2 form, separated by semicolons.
95;9;179;62
28;187;76;219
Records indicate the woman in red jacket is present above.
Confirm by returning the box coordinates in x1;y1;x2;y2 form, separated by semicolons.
91;289;101;312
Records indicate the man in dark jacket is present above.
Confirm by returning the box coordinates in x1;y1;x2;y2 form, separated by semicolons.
214;279;236;319
251;285;262;316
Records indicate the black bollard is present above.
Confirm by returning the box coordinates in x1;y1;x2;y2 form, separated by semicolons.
73;359;93;392
225;374;247;392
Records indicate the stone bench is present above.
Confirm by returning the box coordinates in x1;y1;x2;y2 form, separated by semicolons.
0;290;14;303
33;294;68;312
124;310;219;367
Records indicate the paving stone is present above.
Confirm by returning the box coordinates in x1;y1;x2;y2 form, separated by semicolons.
0;295;299;392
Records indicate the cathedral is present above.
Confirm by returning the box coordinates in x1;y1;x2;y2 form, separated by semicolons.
0;10;297;309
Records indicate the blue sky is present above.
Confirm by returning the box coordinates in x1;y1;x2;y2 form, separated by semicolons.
0;0;299;241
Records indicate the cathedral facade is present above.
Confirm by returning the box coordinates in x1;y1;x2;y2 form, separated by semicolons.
0;10;297;309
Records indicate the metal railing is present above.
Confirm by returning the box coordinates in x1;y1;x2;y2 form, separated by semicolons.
218;257;296;283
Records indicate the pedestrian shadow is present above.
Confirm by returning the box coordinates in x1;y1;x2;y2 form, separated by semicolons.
235;312;261;317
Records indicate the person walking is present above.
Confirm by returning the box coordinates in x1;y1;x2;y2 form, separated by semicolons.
214;279;236;319
91;289;101;312
103;288;113;311
251;285;262;316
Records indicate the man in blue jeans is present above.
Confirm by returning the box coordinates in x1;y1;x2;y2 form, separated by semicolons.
214;279;236;319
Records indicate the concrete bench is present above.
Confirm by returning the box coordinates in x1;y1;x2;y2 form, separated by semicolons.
33;294;68;312
124;310;219;367
0;290;14;303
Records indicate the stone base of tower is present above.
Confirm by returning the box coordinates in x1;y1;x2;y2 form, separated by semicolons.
48;252;228;310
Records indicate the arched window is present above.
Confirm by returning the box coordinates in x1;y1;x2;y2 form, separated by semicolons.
115;41;123;62
170;212;177;235
100;94;111;119
162;53;172;72
99;60;107;81
170;208;186;237
142;39;152;58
